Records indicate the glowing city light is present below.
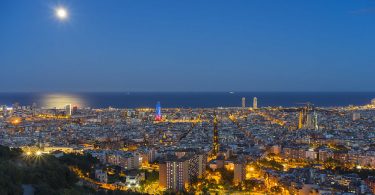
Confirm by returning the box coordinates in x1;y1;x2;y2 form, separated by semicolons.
35;150;42;156
9;117;22;125
42;94;84;109
155;101;162;121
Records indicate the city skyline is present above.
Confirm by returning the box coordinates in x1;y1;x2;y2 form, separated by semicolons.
1;0;375;92
3;1;375;194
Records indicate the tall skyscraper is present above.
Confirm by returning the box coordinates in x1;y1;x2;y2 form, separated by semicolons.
72;105;78;115
65;104;72;116
163;158;189;191
372;98;375;105
241;97;246;108
253;97;258;109
155;101;162;121
159;153;207;191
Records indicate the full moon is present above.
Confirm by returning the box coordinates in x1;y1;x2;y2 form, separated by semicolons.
55;7;68;20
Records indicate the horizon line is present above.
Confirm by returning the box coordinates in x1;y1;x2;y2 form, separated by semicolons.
1;91;375;93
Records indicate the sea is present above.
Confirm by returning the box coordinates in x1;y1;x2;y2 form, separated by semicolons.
0;92;374;109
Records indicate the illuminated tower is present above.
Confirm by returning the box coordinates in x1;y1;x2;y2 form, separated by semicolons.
298;111;303;129
297;103;317;130
253;97;258;109
241;97;246;108
65;104;72;116
306;114;313;129
314;111;319;130
155;101;162;121
213;114;219;157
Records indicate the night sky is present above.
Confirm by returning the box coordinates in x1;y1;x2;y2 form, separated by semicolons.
1;0;375;92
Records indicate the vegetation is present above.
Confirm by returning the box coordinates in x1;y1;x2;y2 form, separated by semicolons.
258;159;284;171
0;145;88;194
337;168;375;180
323;157;343;170
242;179;265;192
59;153;99;175
270;186;282;194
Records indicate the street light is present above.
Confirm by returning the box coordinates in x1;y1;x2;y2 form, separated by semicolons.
36;150;42;156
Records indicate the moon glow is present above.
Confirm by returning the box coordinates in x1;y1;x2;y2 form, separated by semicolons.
55;7;68;20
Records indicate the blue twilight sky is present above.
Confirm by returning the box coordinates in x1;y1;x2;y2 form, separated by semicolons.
0;0;375;92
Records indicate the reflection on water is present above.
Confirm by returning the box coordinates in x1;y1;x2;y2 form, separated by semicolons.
41;94;86;109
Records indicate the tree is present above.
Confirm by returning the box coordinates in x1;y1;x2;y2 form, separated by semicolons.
323;157;343;170
59;153;99;174
0;145;90;194
270;186;282;194
0;161;23;194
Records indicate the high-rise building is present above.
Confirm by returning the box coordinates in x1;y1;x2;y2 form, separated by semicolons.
372;98;375;105
65;104;72;116
121;153;140;170
197;153;207;178
241;97;246;108
147;148;156;163
188;153;207;181
253;97;258;109
106;151;140;170
72;105;78;115
165;158;189;191
159;163;167;188
159;153;207;191
155;101;162;121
